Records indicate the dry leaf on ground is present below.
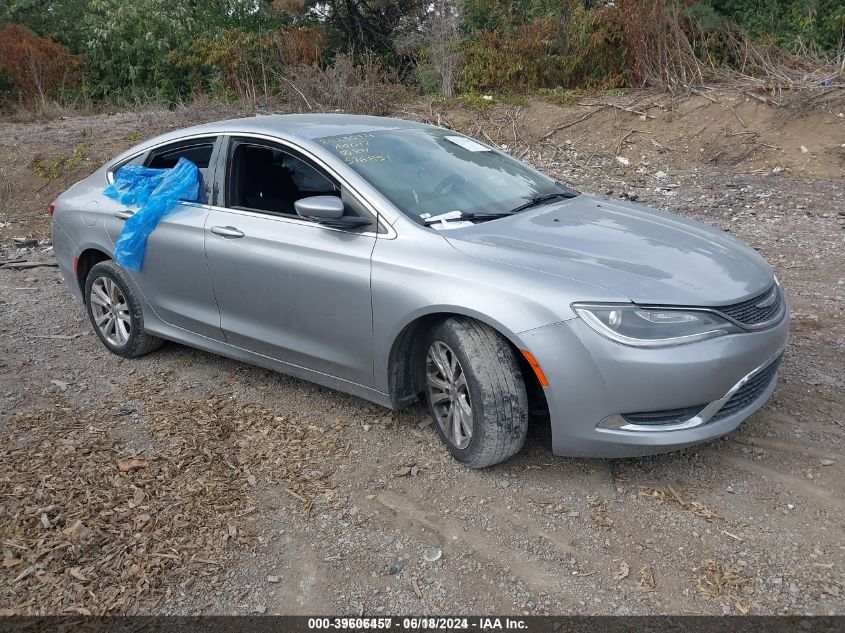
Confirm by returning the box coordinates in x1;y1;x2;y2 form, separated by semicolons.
613;560;630;581
0;388;346;615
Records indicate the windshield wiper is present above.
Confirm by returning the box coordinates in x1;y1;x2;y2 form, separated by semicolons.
423;210;512;225
423;191;576;227
461;212;514;221
508;191;578;214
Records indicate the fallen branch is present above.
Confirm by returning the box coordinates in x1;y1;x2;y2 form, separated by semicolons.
539;106;606;141
600;101;655;119
689;87;717;102
729;106;747;128
615;129;636;155
0;261;58;270
742;90;781;106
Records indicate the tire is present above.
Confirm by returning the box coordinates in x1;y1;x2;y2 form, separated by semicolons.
423;317;529;468
84;260;162;358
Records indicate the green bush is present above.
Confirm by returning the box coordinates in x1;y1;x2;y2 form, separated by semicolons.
1;0;841;111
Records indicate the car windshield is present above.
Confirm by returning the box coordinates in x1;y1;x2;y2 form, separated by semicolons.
315;128;577;224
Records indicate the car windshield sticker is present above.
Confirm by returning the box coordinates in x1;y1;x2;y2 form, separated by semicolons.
444;135;491;152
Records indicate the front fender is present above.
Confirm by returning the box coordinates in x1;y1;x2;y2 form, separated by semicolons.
370;229;617;394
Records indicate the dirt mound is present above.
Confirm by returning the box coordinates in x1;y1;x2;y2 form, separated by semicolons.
405;89;845;180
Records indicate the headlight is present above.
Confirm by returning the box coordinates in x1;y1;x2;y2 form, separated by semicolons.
572;304;741;348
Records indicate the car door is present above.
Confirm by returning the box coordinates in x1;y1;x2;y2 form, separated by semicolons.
203;136;378;387
103;136;224;340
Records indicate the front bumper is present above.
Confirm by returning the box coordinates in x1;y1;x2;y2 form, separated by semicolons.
516;306;789;458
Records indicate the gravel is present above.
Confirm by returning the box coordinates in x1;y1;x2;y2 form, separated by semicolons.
0;98;843;615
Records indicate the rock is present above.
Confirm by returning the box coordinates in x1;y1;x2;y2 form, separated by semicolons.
820;459;835;466
654;170;668;181
388;559;406;575
267;575;280;583
616;156;630;166
393;466;412;477
800;145;809;154
423;548;442;562
12;238;37;249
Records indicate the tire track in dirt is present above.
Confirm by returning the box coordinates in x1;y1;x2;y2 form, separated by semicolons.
716;452;845;509
729;436;841;462
374;490;574;600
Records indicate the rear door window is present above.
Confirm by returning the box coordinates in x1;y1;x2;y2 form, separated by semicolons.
147;139;216;173
144;137;218;203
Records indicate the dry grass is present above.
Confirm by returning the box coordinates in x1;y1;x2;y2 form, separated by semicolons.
695;558;755;614
586;494;614;528
0;384;346;615
638;485;722;522
716;43;845;114
279;53;411;116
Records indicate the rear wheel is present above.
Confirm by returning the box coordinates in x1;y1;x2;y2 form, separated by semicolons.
85;261;162;358
423;317;529;468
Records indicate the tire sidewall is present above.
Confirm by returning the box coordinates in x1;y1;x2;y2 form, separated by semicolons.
84;262;143;357
424;322;494;465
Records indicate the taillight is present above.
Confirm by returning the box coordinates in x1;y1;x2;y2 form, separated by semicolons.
49;201;56;217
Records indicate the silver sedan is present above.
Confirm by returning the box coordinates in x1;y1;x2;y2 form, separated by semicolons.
51;114;789;467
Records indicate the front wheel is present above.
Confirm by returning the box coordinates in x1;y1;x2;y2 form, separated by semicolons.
423;317;529;468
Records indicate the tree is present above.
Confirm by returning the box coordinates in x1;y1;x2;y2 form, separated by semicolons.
1;0;91;51
273;0;427;60
0;24;83;107
396;0;460;96
82;0;193;100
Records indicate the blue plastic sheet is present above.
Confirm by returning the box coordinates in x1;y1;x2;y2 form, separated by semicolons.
104;157;201;271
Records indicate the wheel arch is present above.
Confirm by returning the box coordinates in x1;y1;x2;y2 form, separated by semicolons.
76;248;112;300
384;308;546;413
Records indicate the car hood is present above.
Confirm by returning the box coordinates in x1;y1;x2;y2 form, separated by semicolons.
443;195;773;306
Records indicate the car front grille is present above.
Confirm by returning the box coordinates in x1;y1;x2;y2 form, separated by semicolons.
715;283;783;326
711;354;782;422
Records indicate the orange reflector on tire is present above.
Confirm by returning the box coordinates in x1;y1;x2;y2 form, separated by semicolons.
521;349;549;388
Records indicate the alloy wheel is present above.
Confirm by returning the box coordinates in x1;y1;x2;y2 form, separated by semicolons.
89;276;131;346
426;341;473;449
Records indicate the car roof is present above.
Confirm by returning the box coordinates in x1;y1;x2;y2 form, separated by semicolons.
151;113;435;145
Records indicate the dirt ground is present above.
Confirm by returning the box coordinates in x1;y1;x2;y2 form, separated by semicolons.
0;91;844;616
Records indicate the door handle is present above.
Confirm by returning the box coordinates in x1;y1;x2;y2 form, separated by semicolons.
114;210;134;220
210;225;244;239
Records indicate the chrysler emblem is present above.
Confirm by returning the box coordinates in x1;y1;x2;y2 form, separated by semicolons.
755;288;777;308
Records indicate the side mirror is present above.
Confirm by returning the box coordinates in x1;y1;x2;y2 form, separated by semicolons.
294;195;373;230
294;195;344;220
